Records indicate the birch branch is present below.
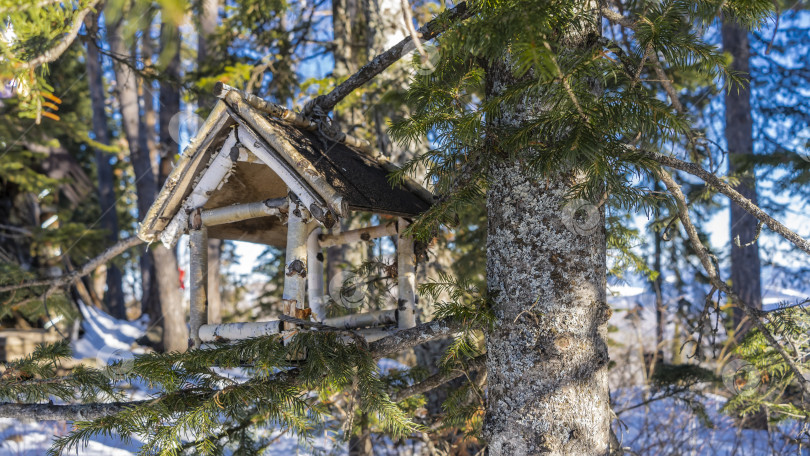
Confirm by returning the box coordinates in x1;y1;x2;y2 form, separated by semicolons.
19;0;101;70
640;150;810;256
303;1;470;116
0;236;144;294
658;169;810;396
392;354;485;402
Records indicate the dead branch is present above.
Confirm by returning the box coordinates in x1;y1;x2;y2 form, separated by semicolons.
369;318;463;359
303;1;470;116
0;236;144;295
658;169;810;396
0;400;148;421
641;150;810;256
392;354;485;402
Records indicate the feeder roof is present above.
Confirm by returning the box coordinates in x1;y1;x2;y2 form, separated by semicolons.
137;91;432;247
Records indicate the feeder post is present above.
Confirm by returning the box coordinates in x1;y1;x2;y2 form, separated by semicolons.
397;218;416;329
282;195;310;330
189;208;208;348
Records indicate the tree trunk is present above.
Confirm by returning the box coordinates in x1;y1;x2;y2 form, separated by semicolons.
105;11;159;320
482;24;610;456
722;20;762;336
197;0;224;324
84;12;126;319
157;21;190;352
107;10;186;350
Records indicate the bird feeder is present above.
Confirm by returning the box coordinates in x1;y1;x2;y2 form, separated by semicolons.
137;83;432;348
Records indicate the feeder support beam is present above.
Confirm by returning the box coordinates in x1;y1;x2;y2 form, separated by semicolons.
189;209;209;348
307;226;326;321
283;197;310;329
317;223;396;248
397;218;416;329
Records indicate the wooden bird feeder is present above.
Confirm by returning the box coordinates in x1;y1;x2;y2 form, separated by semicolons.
137;82;433;348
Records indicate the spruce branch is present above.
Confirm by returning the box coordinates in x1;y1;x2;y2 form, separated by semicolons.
658;169;810;396
19;0;101;71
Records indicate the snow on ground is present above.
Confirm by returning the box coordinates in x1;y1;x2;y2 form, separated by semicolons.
2;272;809;455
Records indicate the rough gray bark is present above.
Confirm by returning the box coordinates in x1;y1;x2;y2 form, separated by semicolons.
0;400;147;421
722;20;762;335
84;12;126;319
156;22;190;352
482;29;610;456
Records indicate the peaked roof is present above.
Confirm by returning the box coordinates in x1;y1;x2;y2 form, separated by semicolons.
137;90;432;247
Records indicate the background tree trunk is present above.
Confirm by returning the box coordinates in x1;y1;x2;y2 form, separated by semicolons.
84;12;126;319
198;0;223;325
107;10;186;350
157;21;190;352
105;11;158;321
482;22;610;456
722;20;762;336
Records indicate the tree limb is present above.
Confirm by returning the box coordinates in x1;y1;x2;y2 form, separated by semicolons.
658;169;810;396
0;400;147;421
642;150;810;256
0;318;463;421
303;1;470;116
368;318;464;359
20;0;101;70
392;354;485;402
0;236;144;295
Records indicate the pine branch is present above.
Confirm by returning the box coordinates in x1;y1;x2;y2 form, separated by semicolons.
0;400;147;421
658;169;810;396
392;355;485;402
640;150;810;256
19;0;101;70
303;1;470;116
0;236;143;295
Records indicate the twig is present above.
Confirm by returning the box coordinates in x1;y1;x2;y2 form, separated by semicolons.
0;236;144;294
401;0;430;64
658;169;810;396
638;149;810;256
392;355;486;402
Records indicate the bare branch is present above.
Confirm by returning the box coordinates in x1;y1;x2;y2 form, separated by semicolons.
640;150;810;256
0;400;147;421
0;236;144;295
658;169;810;396
392;355;485;402
368;318;463;359
303;1;470;116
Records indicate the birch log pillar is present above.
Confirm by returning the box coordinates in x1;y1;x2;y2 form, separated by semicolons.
283;197;309;330
397;218;416;329
307;226;326;321
189;209;208;349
